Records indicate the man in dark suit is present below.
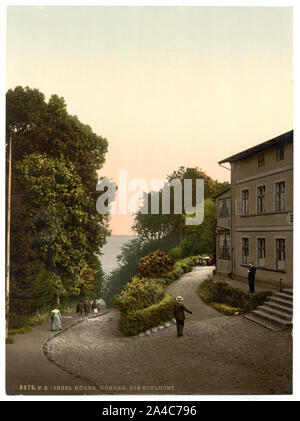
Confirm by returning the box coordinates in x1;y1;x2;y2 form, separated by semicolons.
173;296;192;337
248;262;256;293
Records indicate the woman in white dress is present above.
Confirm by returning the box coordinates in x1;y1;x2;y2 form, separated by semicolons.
51;308;62;331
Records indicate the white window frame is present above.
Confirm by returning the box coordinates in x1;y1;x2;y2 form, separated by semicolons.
218;197;231;218
274;237;286;271
241;188;250;215
256;184;266;214
241;236;250;265
276;145;284;161
218;233;231;260
274;179;286;212
258;152;265;168
256;236;266;267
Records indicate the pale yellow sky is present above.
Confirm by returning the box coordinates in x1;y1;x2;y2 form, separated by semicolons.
6;6;293;234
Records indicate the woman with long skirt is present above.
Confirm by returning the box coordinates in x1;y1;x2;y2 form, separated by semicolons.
51;308;62;331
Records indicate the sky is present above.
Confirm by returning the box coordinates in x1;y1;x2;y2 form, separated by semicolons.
6;4;293;235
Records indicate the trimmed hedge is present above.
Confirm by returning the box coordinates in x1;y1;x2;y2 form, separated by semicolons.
197;279;272;314
113;277;165;313
119;293;175;336
162;256;198;286
114;255;198;335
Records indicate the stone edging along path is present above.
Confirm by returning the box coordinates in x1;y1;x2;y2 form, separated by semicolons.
138;319;177;337
43;308;178;385
42;267;213;386
42;310;109;387
42;310;179;391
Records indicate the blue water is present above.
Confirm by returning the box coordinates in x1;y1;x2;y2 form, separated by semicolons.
99;235;136;274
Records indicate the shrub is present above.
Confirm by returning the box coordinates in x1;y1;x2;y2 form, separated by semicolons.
169;246;183;260
114;256;198;335
103;236;175;307
162;256;197;285
210;302;243;316
198;280;272;314
8;326;32;335
137;250;175;278
114;277;165;313
119;293;175;336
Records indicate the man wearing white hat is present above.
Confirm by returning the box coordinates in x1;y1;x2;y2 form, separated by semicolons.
173;296;192;337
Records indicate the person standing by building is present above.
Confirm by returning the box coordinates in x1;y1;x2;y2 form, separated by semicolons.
248;262;256;294
173;296;192;337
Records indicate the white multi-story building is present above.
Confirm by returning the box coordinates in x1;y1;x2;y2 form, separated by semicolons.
216;130;293;289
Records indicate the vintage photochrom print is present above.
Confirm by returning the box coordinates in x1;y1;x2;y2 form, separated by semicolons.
4;2;293;398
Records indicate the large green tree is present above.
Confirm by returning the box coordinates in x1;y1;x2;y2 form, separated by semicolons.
173;198;217;258
133;166;229;244
6;86;108;200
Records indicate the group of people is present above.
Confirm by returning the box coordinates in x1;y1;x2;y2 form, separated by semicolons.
196;255;214;266
50;263;257;335
50;299;101;331
76;300;100;317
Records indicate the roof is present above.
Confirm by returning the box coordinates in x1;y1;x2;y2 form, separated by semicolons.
213;186;231;199
218;130;293;164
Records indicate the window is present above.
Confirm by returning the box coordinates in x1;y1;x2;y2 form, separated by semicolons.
218;198;231;218
275;181;285;211
257;186;266;213
242;189;249;215
242;237;249;265
276;145;284;161
276;239;286;270
257;238;266;267
219;234;230;260
258;152;265;167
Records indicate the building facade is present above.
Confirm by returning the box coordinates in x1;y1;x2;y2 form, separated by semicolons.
215;187;231;276
216;130;293;288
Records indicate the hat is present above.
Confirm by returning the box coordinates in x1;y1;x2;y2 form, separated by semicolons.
176;296;183;302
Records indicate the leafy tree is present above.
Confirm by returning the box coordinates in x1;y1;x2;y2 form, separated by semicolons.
7;86;109;318
174;198;216;258
133;166;228;244
6;86;108;200
10;153;105;313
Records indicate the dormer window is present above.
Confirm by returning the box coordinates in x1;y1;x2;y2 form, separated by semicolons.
258;152;265;167
276;145;284;161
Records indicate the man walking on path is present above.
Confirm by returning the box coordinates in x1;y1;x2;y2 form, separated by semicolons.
173;296;192;337
248;262;256;293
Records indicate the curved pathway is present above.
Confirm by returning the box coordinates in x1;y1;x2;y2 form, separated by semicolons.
6;267;292;395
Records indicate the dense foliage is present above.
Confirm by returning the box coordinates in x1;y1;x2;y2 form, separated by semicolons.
133;166;229;252
102;235;175;307
114;256;197;335
7;86;109;321
197;280;272;315
114;277;165;313
169;198;216;258
137;250;175;278
119;293;175;336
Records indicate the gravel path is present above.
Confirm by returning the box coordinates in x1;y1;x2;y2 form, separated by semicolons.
6;311;107;395
43;267;292;395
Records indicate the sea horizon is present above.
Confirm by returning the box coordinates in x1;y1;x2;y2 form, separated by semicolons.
99;234;136;274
